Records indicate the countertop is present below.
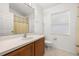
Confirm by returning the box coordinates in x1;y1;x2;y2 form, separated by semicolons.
0;34;44;56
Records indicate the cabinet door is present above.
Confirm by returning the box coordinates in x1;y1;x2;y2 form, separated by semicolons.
18;43;34;56
34;38;45;56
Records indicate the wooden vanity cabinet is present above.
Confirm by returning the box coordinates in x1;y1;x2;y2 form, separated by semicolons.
34;37;45;56
18;43;34;56
4;37;45;56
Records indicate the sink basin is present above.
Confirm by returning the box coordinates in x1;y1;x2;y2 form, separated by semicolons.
22;36;34;40
26;37;34;39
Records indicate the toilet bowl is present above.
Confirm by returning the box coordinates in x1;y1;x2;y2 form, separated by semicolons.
45;40;53;48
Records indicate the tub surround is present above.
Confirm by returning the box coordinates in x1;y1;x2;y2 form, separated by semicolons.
0;33;44;56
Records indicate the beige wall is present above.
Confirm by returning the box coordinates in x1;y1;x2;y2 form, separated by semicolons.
76;17;79;45
76;7;79;45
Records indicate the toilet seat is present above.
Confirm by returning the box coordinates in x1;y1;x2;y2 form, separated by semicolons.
45;40;53;48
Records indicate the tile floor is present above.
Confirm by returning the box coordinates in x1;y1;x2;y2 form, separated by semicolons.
44;47;76;56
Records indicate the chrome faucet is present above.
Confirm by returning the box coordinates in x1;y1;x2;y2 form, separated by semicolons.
24;33;27;38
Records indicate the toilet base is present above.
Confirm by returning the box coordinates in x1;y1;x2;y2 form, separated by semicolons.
45;44;53;49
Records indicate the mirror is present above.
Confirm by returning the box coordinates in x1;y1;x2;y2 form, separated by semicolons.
0;3;34;36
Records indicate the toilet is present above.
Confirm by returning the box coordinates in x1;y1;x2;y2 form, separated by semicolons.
45;40;53;49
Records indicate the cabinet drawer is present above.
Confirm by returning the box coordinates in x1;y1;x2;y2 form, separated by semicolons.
4;49;20;56
4;43;34;56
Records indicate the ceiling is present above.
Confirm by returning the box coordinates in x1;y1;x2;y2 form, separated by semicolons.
10;3;34;16
38;3;60;9
9;3;60;16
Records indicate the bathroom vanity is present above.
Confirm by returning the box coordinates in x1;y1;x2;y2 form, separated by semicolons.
0;34;45;56
0;3;45;56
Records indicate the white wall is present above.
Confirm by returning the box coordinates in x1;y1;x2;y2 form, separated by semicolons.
0;3;14;35
28;13;34;33
44;4;77;54
0;3;9;13
30;4;44;34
